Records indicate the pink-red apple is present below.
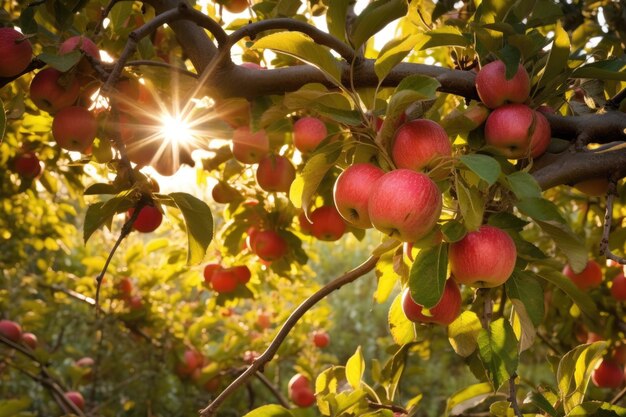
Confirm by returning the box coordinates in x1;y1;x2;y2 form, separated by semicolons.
256;154;296;192
333;163;385;228
591;359;624;388
309;206;346;241
21;332;37;349
231;126;269;164
0;28;32;78
0;320;22;342
128;206;163;233
293;116;327;153
475;61;530;109
368;169;442;242
65;391;85;411
391;119;452;173
233;265;251;284
449;225;517;288
52;106;97;152
211;268;238;293
563;260;602;291
252;230;288;262
401;279;462;325
29;68;81;113
59;36;99;60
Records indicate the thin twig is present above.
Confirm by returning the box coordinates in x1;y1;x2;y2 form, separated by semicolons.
254;371;290;408
599;176;626;265
123;60;199;78
367;400;408;414
199;255;379;417
611;383;626;404
605;87;626;110
507;373;523;417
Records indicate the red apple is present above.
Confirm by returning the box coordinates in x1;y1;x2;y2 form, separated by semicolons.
117;277;133;297
401;279;462;325
591;359;624;388
293;116;327;153
127;294;143;310
211;268;238;293
288;374;311;392
291;387;315;407
203;263;222;285
128;206;163;233
312;330;330;348
75;357;95;368
65;391;85;411
573;178;610;197
256;154;296;192
13;152;42;178
0;320;22;342
611;273;626;301
233;265;251;284
298;212;313;234
484;104;551;159
475;61;530;109
257;311;271;329
224;0;248;13
563;260;602;291
333;163;385;228
231;126;269;164
368;169;442;242
21;332;37;349
449;225;517;288
52;106;97;152
59;36;99;60
309;206;346;241
391;119;452;173
29;68;81;114
204;377;220;392
0;28;32;77
252;230;288;262
245;227;259;251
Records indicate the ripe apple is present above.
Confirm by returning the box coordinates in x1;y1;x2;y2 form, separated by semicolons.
52;106;98;152
211;268;238;293
573;178;609;197
449;225;517;288
224;0;248;13
231;126;269;164
257;310;271;329
117;277;133;298
401;279;462;325
291;387;315;407
59;36;99;60
203;263;222;285
368;169;442;242
256;154;296;193
484;104;551;159
127;294;143;310
0;320;22;342
252;230;288;262
128;206;163;233
611;273;626;301
0;28;32;78
298;212;313;234
233;265;251;284
312;330;330;348
333;163;385;228
309;206;346;241
245;227;259;251
13;152;42;178
21;332;37;349
75;357;95;368
563;260;602;291
293;116;327;153
29;68;81;114
391;119;452;173
212;181;240;204
288;373;311;393
591;359;624;388
65;391;85;411
475;61;530;109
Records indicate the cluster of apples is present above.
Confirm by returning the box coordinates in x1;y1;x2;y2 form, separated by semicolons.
203;263;251;293
476;60;551;159
175;348;220;391
288;373;316;408
562;259;626;303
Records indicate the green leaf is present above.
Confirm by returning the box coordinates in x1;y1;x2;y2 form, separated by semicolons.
524;391;558;417
0;397;32;417
409;244;448;309
251;32;342;86
0;98;5;142
571;58;626;81
516;198;565;223
477;318;519;390
448;311;482;357
38;51;82;72
568;402;626;416
243;404;293;417
536;21;570;92
505;172;542;199
536;270;599;325
380;344;410;401
455;176;485;231
167;192;213;265
441;220;466;243
535;220;587;273
505;271;544;327
557;341;607;413
418;27;470;50
326;0;350;44
375;34;420;82
349;0;408;50
459;154;501;186
345;346;365;389
84;183;118;195
375;254;400;304
83;191;135;242
388;293;416;345
444;382;494;416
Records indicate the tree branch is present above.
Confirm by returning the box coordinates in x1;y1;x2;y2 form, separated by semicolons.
600;177;626;264
198;255;380;416
254;371;290;409
507;374;523;417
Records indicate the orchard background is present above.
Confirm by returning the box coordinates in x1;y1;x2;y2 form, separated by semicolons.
1;0;626;416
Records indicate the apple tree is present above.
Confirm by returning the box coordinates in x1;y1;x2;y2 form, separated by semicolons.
1;0;626;416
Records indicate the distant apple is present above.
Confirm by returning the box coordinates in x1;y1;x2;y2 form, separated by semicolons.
223;0;248;13
391;119;452;174
368;169;442;242
288;374;310;392
13;152;42;178
449;225;517;288
293;116;327;153
257;311;271;329
59;36;99;59
231;126;269;164
65;391;85;411
117;277;133;298
256;154;296;193
312;330;330;348
29;68;81;114
21;332;38;349
0;320;22;342
128;206;163;233
309;206;347;241
401;279;462;325
333;163;385;228
52;106;98;152
475;61;530;109
212;181;240;204
611;273;626;301
563;260;603;291
0;28;33;78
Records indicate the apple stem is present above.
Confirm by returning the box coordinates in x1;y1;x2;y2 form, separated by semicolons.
199;255;380;417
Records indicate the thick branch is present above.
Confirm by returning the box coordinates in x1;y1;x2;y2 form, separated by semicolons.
199;255;379;416
544;112;626;145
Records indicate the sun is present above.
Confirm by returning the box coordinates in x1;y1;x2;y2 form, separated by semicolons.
160;113;194;146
